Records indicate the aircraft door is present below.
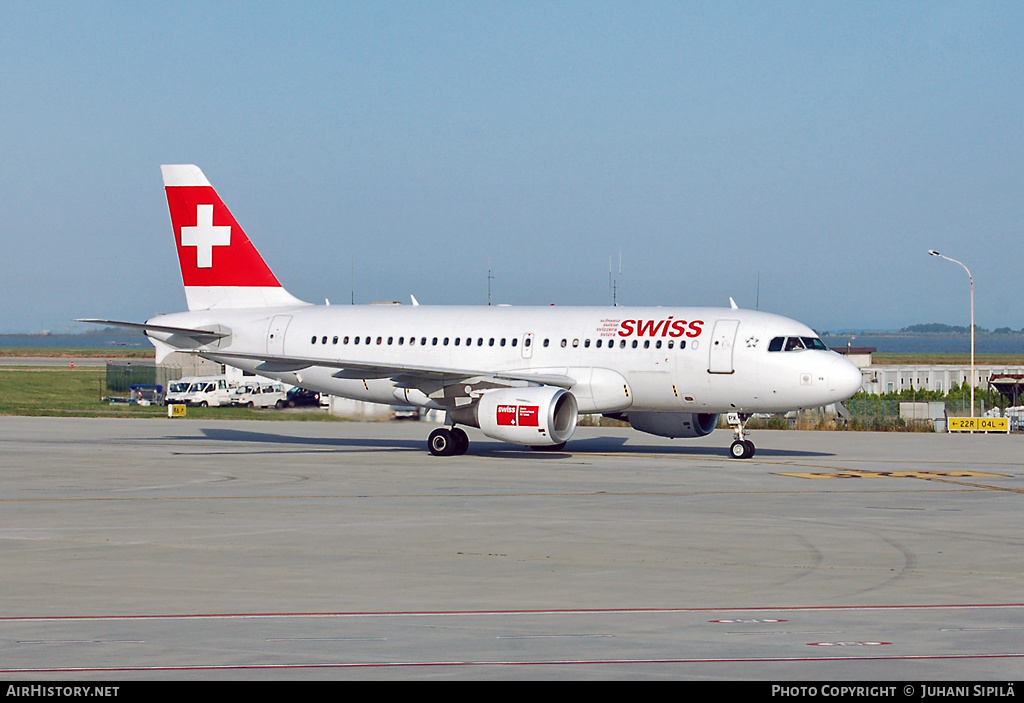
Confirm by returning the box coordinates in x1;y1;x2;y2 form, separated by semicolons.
267;315;292;356
521;333;534;359
708;319;740;374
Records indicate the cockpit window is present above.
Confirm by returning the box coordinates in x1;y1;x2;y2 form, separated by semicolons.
768;336;828;352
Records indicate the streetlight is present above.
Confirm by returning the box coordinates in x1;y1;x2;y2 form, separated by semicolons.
928;250;975;418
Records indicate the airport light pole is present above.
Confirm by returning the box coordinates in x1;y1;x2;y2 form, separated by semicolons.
928;250;975;418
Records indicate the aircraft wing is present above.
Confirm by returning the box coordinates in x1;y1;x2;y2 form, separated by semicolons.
193;349;577;390
77;318;575;393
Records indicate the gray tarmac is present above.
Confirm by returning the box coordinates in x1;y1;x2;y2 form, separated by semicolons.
1;416;1022;680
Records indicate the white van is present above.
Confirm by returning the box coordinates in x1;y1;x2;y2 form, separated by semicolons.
179;376;238;407
165;376;201;405
230;382;288;408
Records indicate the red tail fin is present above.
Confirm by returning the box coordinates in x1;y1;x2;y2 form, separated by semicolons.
161;165;307;310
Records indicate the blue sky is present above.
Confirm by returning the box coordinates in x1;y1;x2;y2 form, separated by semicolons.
1;1;1022;333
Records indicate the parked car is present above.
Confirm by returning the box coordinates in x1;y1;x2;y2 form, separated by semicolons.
231;382;288;408
390;405;421;420
277;387;324;409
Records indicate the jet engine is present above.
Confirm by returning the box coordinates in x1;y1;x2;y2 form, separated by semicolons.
450;387;578;447
625;411;719;439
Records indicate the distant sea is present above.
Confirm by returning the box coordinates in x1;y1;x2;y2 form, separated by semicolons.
821;335;1024;355
0;331;146;349
1;330;1021;355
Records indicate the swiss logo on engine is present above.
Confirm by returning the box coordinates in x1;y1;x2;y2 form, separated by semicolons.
496;405;540;426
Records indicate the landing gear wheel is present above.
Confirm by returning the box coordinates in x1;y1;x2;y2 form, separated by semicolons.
730;440;755;459
451;427;469;455
726;412;755;459
428;428;455;456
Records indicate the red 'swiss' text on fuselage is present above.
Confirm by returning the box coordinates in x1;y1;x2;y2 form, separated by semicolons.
617;318;704;338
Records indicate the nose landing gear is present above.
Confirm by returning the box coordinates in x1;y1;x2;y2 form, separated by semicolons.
727;412;755;459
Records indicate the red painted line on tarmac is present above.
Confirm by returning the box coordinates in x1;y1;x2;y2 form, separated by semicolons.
2;602;1023;623
4;652;1024;675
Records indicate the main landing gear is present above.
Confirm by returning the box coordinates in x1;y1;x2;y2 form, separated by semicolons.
428;426;469;456
727;412;755;459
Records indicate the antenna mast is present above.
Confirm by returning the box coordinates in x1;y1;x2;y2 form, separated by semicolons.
487;260;494;306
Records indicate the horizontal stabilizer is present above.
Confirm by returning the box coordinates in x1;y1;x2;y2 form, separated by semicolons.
76;318;230;342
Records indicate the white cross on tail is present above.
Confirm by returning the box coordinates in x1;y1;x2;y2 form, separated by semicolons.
180;204;230;268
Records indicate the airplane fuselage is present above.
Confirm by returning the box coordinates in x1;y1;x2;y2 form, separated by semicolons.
148;303;862;416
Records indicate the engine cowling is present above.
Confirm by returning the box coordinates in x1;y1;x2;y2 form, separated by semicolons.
626;412;719;439
452;387;579;446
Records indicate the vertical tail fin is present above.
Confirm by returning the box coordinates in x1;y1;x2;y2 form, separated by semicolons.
162;164;308;310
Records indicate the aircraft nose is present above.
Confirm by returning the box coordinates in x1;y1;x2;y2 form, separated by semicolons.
830;356;863;399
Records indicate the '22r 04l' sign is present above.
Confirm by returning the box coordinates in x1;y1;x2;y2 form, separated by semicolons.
947;417;1010;432
497;405;539;427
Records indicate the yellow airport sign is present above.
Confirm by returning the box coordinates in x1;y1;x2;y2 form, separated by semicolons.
947;417;1009;433
168;404;187;418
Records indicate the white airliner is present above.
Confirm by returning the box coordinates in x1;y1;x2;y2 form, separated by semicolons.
83;165;863;459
